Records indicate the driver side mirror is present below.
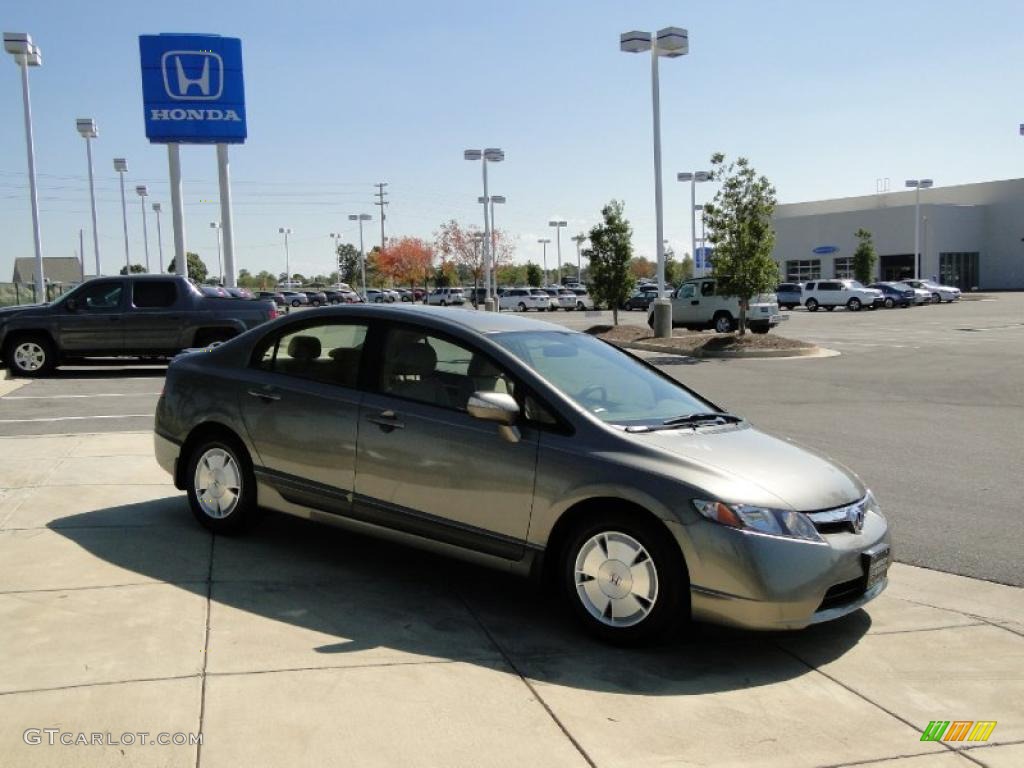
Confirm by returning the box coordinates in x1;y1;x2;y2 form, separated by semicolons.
65;298;78;311
467;391;521;443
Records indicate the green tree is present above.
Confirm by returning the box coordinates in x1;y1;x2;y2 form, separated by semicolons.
853;228;877;284
525;262;542;287
703;153;779;335
119;264;147;275
586;200;635;325
335;243;361;284
166;252;208;283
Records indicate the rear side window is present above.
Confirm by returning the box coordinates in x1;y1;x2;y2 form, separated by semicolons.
132;280;177;308
805;282;816;290
256;322;368;389
700;281;715;297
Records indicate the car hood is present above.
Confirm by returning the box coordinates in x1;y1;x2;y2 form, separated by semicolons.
0;303;46;320
628;423;864;511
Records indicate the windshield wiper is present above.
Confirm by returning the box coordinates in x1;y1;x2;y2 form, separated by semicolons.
661;411;742;427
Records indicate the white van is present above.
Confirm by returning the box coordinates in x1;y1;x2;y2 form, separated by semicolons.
653;278;784;334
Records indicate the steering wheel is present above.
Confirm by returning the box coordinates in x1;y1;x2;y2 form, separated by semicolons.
577;384;609;410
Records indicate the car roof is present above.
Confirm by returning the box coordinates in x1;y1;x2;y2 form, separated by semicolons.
278;303;568;335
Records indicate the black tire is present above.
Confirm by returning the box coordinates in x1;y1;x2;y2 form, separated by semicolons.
884;297;895;308
932;293;942;304
518;302;527;312
750;325;770;334
712;312;735;334
440;300;447;307
847;297;862;312
3;333;57;377
560;510;688;645
805;299;819;312
185;435;256;534
577;301;586;311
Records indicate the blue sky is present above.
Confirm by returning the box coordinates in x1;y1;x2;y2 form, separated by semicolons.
1;0;1021;280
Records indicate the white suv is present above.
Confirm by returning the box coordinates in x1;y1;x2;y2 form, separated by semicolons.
426;287;465;306
803;280;884;312
657;278;784;334
499;287;555;312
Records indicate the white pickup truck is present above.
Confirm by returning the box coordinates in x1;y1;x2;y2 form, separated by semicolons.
649;278;784;334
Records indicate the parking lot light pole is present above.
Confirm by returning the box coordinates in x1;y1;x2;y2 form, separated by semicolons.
278;227;292;287
113;158;130;273
548;220;567;284
572;234;587;282
465;148;504;311
152;203;164;273
348;213;372;299
905;179;933;279
537;238;551;283
5;33;45;297
136;186;150;273
621;27;688;338
677;170;710;276
76;118;101;277
480;195;505;300
210;222;223;283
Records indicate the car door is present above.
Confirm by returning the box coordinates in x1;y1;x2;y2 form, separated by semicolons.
55;279;126;354
671;282;699;324
237;318;369;512
123;279;185;354
353;323;539;558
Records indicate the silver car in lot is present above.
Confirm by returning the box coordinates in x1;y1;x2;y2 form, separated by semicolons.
154;306;890;643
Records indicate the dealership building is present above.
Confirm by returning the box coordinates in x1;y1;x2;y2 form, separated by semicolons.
770;177;1024;290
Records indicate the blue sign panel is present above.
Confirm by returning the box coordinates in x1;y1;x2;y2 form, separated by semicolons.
695;246;714;270
139;34;246;144
812;245;838;255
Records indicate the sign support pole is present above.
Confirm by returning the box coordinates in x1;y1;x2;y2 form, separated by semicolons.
217;143;236;288
168;143;188;277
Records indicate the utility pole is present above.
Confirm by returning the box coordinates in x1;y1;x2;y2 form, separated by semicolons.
373;182;389;251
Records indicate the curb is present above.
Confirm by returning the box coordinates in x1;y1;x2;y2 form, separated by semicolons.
613;339;838;360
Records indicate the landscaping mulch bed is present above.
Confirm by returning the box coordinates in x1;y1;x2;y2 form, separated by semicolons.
586;324;815;356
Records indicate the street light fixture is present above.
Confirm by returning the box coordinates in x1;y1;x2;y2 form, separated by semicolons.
548;220;567;285
905;179;934;279
5;32;45;297
113;158;130;273
210;222;223;283
152;203;164;273
465;147;505;310
621;25;689;338
76;118;101;278
677;170;711;275
136;185;151;273
537;238;551;283
348;213;372;299
278;227;292;288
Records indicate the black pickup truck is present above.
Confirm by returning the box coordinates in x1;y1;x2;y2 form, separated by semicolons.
0;275;277;377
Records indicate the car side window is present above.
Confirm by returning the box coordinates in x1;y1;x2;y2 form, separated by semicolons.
700;281;715;297
132;280;177;308
76;281;124;311
378;328;514;412
679;284;696;299
256;322;368;389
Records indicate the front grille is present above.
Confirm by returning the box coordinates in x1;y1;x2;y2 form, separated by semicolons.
806;497;868;534
817;577;866;612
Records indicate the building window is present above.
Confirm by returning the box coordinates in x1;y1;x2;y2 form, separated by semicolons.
833;257;853;279
939;252;980;291
785;259;821;282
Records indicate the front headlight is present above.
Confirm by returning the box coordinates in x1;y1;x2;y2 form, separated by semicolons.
692;500;824;543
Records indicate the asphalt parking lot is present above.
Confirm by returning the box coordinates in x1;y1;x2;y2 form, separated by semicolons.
1;296;1022;767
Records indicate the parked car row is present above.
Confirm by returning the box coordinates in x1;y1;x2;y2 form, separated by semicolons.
776;279;961;312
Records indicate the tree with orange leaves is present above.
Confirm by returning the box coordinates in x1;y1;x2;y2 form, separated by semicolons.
376;237;434;287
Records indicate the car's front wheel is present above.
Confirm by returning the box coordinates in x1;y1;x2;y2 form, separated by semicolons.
847;297;862;311
713;312;735;333
4;334;57;377
932;292;942;304
561;512;686;645
805;298;819;312
291;300;301;308
884;297;895;308
186;437;255;534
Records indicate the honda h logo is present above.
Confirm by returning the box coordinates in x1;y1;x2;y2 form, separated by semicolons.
161;50;223;101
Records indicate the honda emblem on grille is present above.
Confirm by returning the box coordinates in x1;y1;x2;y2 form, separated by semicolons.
850;506;865;534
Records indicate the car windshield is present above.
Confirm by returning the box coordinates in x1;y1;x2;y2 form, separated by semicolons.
490;331;712;427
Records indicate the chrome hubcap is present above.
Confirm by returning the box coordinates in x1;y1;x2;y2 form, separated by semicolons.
715;318;730;333
575;531;658;627
14;342;45;371
194;447;241;519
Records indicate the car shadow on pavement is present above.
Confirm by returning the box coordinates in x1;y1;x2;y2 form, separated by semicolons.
50;366;167;379
49;498;871;696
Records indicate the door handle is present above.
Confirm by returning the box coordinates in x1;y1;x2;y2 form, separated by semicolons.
247;389;281;402
367;410;405;431
690;300;700;306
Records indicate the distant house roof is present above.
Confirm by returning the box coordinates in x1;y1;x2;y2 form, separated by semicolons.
11;257;84;285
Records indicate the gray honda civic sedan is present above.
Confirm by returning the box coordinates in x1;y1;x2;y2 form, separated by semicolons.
154;305;890;643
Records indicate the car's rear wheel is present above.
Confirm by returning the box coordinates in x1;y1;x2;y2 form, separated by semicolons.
847;297;862;311
713;312;735;333
577;301;586;311
440;300;447;306
518;302;527;312
932;292;942;304
186;437;255;534
561;512;686;645
291;300;301;307
805;298;819;312
750;325;770;334
4;334;56;377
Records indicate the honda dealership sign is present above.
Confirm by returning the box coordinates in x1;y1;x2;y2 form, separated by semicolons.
139;34;246;143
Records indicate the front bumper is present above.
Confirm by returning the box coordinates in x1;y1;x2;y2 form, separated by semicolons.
672;511;890;630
